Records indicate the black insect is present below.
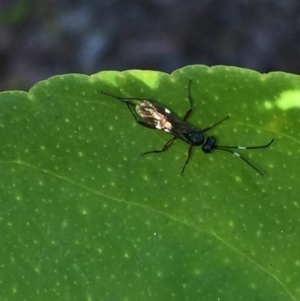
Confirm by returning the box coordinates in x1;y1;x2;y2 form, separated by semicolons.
101;80;274;175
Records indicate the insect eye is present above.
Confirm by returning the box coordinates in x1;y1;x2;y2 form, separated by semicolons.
202;136;216;153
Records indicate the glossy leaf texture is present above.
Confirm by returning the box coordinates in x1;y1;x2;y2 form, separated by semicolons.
0;65;299;301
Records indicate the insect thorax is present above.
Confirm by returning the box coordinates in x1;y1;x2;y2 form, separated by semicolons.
185;130;205;146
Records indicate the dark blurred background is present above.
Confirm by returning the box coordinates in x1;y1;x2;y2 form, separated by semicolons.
1;0;300;91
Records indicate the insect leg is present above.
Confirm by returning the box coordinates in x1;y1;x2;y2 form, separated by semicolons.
141;137;177;156
181;145;193;175
183;80;194;121
102;91;158;104
101;91;127;102
183;80;228;133
202;116;229;133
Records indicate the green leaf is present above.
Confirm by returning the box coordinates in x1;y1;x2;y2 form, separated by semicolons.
1;65;299;301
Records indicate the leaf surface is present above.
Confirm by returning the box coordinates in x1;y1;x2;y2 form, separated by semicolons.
0;65;299;301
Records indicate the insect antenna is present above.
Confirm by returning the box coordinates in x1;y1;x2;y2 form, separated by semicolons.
215;138;274;176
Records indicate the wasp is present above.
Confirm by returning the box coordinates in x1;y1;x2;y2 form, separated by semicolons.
101;80;274;175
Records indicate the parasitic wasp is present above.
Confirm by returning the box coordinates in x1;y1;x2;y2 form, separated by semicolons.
101;81;274;175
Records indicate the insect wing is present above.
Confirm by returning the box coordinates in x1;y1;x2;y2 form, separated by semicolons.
138;100;198;140
135;100;174;131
